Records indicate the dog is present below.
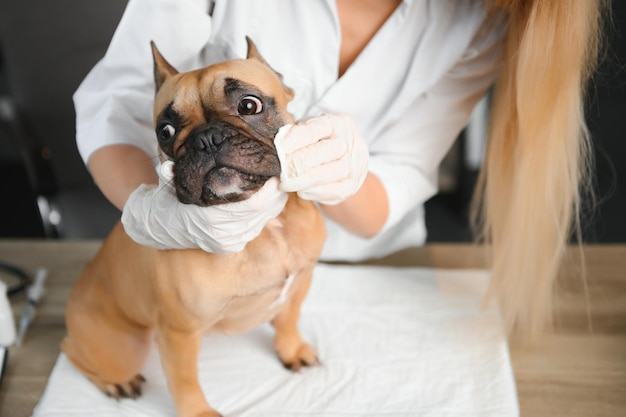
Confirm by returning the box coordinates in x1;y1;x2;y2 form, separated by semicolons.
62;38;326;417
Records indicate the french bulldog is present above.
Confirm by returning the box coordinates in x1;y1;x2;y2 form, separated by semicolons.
62;37;326;417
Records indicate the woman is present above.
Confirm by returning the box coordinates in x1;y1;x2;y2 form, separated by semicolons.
74;0;605;343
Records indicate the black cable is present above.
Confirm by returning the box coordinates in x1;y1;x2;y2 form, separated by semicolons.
0;261;30;297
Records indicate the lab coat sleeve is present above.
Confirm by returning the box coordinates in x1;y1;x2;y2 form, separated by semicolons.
74;0;213;166
368;12;507;235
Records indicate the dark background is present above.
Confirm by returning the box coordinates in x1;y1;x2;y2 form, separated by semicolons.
0;0;624;243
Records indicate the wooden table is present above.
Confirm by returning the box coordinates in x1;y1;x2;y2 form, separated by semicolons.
0;241;624;417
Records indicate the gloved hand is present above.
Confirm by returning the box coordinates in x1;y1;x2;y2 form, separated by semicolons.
121;160;288;253
274;113;369;205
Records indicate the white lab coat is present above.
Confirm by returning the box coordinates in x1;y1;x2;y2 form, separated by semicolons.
74;0;506;261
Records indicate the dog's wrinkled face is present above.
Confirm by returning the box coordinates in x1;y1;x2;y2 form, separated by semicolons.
151;38;294;206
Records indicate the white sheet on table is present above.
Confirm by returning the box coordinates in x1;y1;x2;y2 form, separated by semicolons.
32;264;519;417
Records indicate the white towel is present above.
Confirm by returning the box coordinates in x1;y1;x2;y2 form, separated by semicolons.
32;264;519;417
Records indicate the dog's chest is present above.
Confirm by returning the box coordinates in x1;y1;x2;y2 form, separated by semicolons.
212;270;300;334
172;220;313;333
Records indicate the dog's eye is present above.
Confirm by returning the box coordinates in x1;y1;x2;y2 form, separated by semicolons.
238;95;263;115
157;123;176;142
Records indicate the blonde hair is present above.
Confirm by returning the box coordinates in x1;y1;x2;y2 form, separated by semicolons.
473;0;606;343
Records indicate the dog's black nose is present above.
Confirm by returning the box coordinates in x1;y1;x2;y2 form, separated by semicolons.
193;133;211;151
192;126;225;150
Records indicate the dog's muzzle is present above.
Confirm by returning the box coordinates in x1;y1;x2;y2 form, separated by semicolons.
172;121;281;206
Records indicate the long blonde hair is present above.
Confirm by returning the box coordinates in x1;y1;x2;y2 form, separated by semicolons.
473;0;606;343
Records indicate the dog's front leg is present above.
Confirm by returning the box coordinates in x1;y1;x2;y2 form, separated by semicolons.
271;269;319;371
156;324;222;417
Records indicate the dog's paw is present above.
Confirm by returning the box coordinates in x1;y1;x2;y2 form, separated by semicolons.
102;374;146;400
279;342;320;372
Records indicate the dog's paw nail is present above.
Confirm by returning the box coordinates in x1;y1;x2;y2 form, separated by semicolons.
102;374;146;400
278;342;319;372
130;374;145;398
281;357;319;372
283;360;302;372
104;384;123;400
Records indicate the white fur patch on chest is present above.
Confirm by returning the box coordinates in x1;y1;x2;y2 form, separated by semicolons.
269;272;296;310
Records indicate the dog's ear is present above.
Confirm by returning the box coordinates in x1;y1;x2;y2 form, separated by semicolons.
150;41;179;92
245;36;294;101
245;36;271;66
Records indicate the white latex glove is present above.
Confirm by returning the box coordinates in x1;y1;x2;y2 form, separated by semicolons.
121;160;288;254
274;113;369;205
